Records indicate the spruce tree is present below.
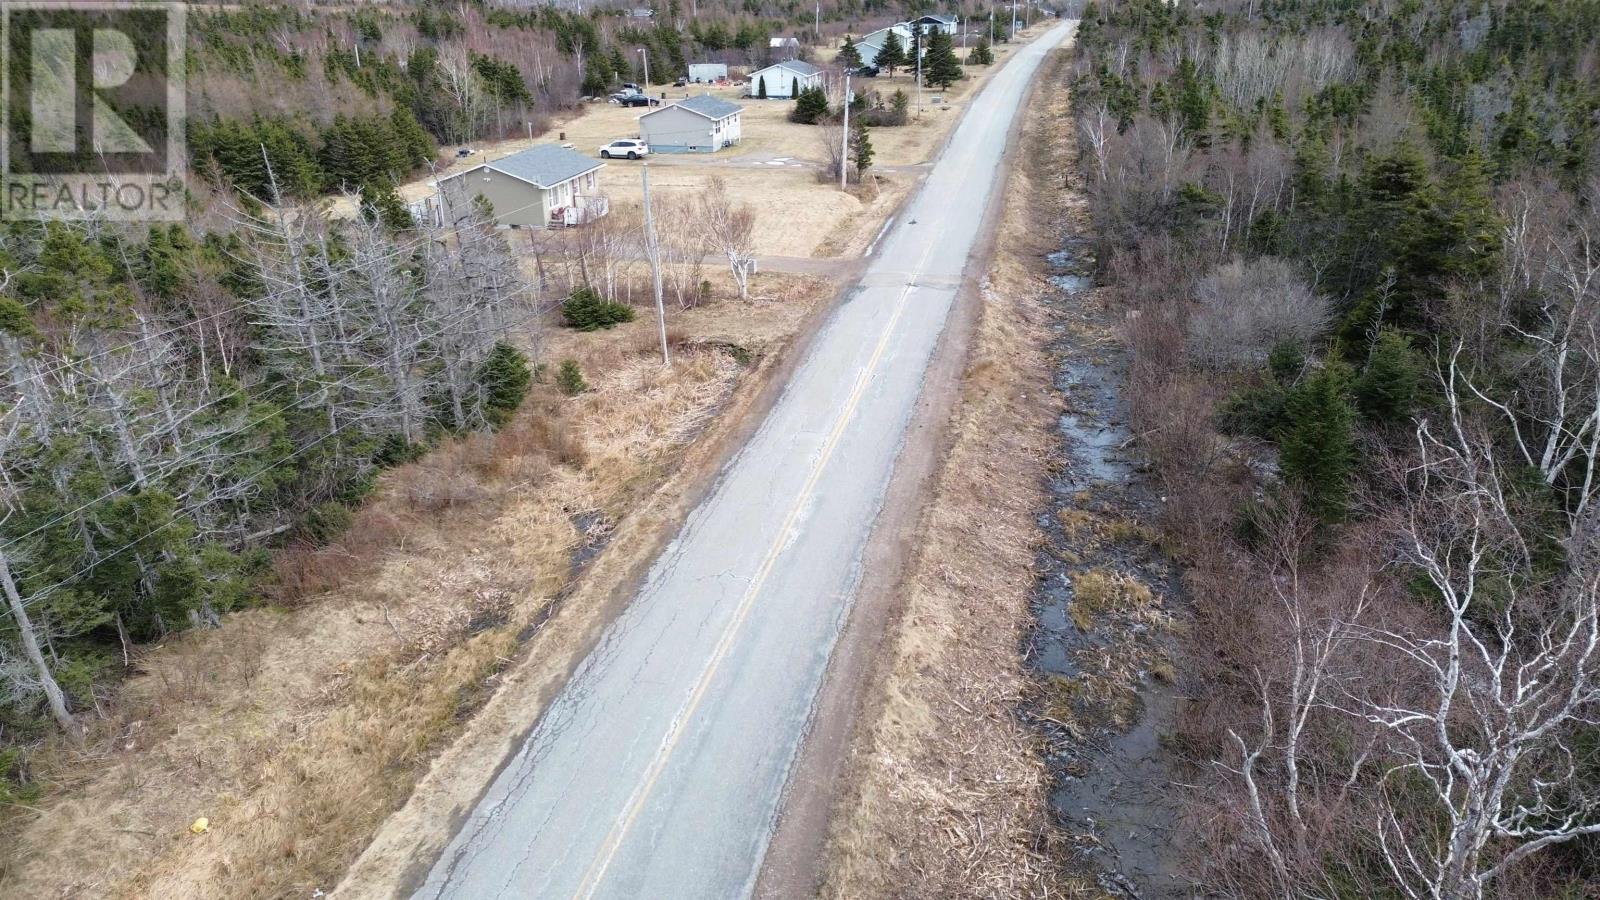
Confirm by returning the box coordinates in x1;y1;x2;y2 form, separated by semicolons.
1279;362;1357;521
968;37;994;65
758;75;768;99
475;342;533;427
875;31;907;75
850;120;874;180
838;36;863;69
925;31;963;88
1354;329;1421;425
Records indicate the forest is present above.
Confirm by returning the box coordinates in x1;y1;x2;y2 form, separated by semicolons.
1071;0;1600;895
0;182;535;755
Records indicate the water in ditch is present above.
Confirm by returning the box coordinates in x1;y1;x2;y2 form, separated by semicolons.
1025;238;1194;898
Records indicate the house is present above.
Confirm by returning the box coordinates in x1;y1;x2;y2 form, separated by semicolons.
434;145;607;228
909;14;958;35
768;36;801;55
626;7;654;19
639;94;743;153
856;24;917;68
748;59;823;98
687;62;729;82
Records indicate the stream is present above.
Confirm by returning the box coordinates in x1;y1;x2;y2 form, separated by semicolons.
1024;240;1194;898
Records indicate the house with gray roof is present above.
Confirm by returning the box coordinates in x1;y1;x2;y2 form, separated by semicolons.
638;94;744;153
747;59;823;98
434;145;606;228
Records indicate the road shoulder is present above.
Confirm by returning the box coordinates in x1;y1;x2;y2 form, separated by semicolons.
767;40;1090;899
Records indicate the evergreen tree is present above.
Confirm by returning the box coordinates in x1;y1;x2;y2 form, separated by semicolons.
475;341;533;427
850;119;874;180
790;85;831;124
924;30;963;88
874;30;908;75
1354;329;1421;424
968;37;994;65
838;36;863;69
791;76;800;98
1278;362;1357;521
758;75;768;99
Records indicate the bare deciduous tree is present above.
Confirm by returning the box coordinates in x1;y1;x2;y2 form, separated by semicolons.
699;178;757;301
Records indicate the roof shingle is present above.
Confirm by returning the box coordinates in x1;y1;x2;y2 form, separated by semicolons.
652;93;744;120
442;145;601;189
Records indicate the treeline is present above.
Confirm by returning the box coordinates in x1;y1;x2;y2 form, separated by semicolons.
0;195;533;747
1072;0;1600;896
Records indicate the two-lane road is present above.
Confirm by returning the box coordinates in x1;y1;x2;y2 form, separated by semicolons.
416;22;1075;899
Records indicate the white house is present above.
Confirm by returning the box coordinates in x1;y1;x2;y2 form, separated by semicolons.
687;62;728;83
768;36;801;55
638;94;744;153
909;14;958;35
748;59;823;99
432;145;607;228
857;24;916;68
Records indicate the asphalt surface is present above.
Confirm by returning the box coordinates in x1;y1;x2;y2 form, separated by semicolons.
415;23;1074;900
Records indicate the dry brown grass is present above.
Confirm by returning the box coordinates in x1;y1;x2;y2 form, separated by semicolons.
818;46;1095;900
0;272;831;900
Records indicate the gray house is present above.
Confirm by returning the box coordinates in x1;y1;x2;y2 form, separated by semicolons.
434;145;606;228
638;95;744;153
747;59;823;98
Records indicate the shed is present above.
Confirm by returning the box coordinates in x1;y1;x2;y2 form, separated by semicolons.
768;36;801;55
747;60;823;99
638;94;744;153
687;62;729;82
434;145;606;228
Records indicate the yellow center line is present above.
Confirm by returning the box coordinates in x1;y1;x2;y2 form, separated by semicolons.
571;237;940;900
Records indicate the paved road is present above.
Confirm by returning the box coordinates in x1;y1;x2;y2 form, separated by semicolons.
415;23;1074;900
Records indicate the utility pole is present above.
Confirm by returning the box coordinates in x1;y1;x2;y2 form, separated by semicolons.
814;0;821;43
1010;0;1017;41
915;26;923;119
840;70;851;191
638;47;650;87
527;121;534;142
641;162;670;367
961;15;967;53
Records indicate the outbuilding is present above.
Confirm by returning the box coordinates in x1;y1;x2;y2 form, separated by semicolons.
747;59;823;99
687;62;728;83
433;145;606;228
638;94;744;153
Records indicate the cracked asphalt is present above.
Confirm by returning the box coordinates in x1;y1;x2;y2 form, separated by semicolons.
413;23;1075;900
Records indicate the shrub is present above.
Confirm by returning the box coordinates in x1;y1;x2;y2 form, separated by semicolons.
562;286;635;331
1185;257;1328;371
475;341;532;426
557;359;588;395
300;501;354;544
789;85;832;124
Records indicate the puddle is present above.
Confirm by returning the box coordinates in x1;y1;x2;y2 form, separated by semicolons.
1024;240;1193;897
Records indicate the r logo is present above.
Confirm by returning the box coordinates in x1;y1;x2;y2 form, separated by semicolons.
1;2;185;221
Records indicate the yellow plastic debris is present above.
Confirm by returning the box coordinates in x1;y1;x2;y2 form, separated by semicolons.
189;817;209;835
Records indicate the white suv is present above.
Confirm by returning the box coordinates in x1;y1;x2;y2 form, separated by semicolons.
598;140;649;160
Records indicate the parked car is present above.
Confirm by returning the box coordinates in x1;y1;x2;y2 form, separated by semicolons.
673;76;688;86
617;94;660;107
598;139;650;160
455;147;475;158
850;65;880;77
